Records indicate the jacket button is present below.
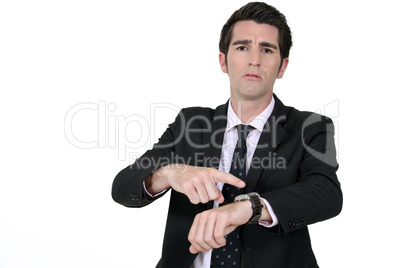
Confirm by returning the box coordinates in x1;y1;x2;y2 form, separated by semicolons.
130;193;140;202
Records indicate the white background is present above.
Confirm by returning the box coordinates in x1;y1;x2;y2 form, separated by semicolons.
1;0;401;267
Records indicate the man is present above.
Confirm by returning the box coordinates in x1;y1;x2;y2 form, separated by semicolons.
112;2;342;268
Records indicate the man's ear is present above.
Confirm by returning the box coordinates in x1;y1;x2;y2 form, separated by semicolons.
277;58;289;79
219;52;228;74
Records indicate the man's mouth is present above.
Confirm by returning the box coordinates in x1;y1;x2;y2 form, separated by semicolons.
244;73;261;79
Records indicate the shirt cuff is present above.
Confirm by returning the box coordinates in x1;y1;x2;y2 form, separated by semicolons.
143;181;168;199
258;197;279;228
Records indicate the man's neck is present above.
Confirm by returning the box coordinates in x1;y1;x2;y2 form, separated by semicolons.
230;93;273;124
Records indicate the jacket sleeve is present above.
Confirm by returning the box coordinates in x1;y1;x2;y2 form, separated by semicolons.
111;110;184;207
261;116;342;234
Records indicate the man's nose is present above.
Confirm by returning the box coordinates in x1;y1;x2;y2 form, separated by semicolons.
248;49;260;67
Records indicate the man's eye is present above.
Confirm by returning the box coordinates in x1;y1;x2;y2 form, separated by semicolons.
262;48;272;53
237;46;247;51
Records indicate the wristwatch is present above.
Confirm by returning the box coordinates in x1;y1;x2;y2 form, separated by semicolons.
234;192;262;224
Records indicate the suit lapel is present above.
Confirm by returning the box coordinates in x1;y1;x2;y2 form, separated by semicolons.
245;95;288;193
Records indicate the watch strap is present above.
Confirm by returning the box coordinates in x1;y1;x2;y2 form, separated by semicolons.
248;194;262;224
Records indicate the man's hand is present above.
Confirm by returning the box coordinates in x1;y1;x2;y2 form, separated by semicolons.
187;201;252;254
145;164;246;204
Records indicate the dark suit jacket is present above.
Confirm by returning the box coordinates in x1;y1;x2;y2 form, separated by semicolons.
112;95;342;268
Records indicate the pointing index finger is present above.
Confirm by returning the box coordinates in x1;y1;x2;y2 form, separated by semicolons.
212;170;246;188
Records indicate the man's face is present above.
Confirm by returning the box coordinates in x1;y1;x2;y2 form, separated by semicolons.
219;20;288;102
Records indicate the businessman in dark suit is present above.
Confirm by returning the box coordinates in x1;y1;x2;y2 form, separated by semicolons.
112;2;342;268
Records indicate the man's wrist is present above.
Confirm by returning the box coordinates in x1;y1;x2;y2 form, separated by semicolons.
233;197;274;226
234;200;254;225
235;192;263;224
144;167;171;196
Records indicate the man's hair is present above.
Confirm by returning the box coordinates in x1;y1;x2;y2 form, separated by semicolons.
219;2;292;64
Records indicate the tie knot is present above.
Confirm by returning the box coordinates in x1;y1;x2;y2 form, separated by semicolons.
236;124;254;141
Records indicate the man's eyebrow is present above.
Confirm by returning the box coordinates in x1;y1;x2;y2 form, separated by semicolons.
232;39;278;49
232;39;252;46
259;41;278;50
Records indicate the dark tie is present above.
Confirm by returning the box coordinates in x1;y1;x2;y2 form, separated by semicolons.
211;124;254;268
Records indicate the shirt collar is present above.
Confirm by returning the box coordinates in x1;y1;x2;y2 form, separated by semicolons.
226;96;275;133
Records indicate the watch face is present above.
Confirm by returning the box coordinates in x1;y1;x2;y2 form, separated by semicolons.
235;193;260;202
235;194;249;202
248;192;260;198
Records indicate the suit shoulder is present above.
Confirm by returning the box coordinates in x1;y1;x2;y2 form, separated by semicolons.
282;103;333;126
181;106;215;117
